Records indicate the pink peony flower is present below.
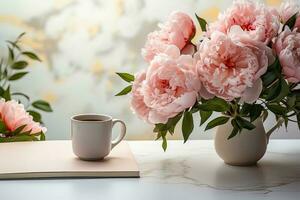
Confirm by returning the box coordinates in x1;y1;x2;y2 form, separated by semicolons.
130;71;150;122
131;48;200;124
207;0;280;43
0;99;46;134
195;30;274;103
279;0;300;31
142;11;195;62
274;27;300;83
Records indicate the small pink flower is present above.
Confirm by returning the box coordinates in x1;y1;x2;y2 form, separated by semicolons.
279;1;300;31
131;48;200;124
142;11;195;62
207;0;280;43
0;99;46;134
195;30;274;103
274;27;300;83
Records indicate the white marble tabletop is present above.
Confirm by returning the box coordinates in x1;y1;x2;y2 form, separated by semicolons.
0;140;300;200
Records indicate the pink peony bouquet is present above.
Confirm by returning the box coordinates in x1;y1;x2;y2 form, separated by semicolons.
116;0;300;150
0;33;52;142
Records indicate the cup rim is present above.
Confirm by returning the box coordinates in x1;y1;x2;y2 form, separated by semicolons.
71;113;112;123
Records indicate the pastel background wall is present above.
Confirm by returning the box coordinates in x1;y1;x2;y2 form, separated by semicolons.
0;0;299;140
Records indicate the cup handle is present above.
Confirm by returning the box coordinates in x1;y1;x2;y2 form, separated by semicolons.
111;119;126;149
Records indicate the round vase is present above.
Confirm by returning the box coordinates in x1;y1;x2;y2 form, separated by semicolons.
214;117;281;166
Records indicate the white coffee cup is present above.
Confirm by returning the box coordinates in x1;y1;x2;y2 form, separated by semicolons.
71;114;126;160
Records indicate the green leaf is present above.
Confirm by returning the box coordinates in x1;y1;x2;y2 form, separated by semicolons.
116;72;134;83
293;89;300;98
249;104;264;122
115;85;132;96
262;58;281;88
268;57;281;72
264;77;289;103
0;86;4;96
8;72;28;81
195;14;207;32
162;135;167;151
8;47;14;62
11;124;27;135
264;77;289;102
3;68;8;78
153;123;167;132
0;135;38;143
266;80;281;101
297;113;300;130
6;41;21;50
0;120;7;133
287;95;296;108
205;116;229;131
153;113;182;134
296;103;300;110
21;129;33;135
284;116;288;129
227;119;240;140
267;104;286;115
262;72;278;87
11;92;30;102
167;113;182;134
11;61;28;70
271;79;290;102
27;110;42;123
198;97;230;112
156;130;167;149
240;103;263;122
155;131;162;140
227;127;239;140
199;110;212;126
240;103;251;116
283;12;298;30
16;32;26;41
182;111;194;143
22;51;41;61
40;132;46;141
236;116;256;130
2;86;11;101
32;100;53;112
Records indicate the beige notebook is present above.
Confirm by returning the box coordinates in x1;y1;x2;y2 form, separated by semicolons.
0;140;139;179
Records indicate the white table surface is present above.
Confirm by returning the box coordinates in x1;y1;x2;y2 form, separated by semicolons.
1;140;300;200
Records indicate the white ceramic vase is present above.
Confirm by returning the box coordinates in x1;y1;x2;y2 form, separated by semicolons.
214;117;284;166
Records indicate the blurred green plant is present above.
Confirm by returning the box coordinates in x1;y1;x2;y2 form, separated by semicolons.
0;33;53;142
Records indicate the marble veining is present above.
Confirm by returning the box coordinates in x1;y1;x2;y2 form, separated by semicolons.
129;140;300;192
